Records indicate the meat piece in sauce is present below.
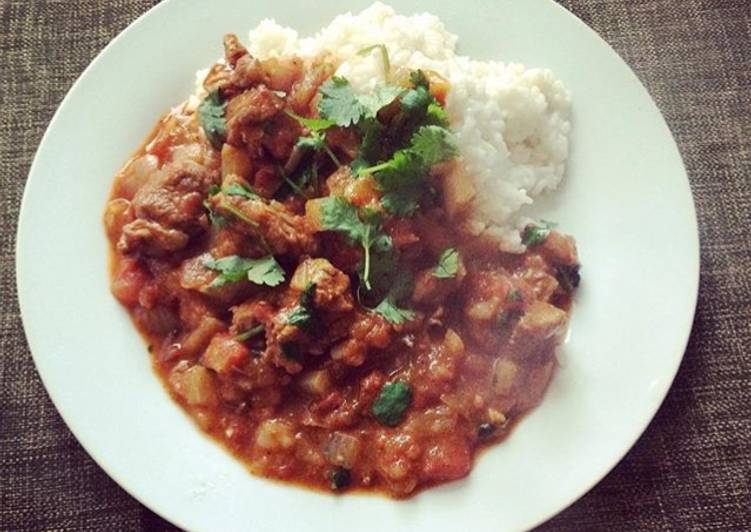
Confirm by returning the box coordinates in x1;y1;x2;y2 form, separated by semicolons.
209;193;318;257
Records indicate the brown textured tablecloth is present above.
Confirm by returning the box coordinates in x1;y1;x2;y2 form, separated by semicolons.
2;1;750;530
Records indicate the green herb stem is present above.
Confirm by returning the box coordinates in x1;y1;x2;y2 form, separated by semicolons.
234;324;264;342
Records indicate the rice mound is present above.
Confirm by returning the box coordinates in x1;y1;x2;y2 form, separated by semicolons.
225;3;571;251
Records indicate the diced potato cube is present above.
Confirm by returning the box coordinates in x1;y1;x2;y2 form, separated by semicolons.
509;302;568;360
492;358;519;395
202;334;250;374
323;432;362;468
221;144;253;180
305;198;326;231
442;163;475;218
298;369;332;396
103;198;133;241
443;329;465;357
255;419;295;450
172;365;218;407
517;302;567;338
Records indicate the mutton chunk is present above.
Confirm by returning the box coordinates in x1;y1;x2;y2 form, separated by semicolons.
117;219;189;256
225;87;284;146
223;33;248;68
290;258;354;313
118;160;219;256
212;194;318;257
507;301;568;362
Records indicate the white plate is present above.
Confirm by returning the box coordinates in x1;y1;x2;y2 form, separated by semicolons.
16;0;699;531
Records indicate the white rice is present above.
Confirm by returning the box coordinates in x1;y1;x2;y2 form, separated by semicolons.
202;2;571;252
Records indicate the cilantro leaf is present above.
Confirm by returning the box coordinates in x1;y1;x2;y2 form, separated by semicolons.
287;282;317;329
285;110;336;132
400;85;433;115
410;69;429;89
319;197;381;290
320;196;371;243
410;125;458;167
318;77;365;127
351;118;385;174
381;188;422;217
359;85;403;117
426;101;449;127
371;381;413;426
373;296;416;325
203;255;285;288
224;182;257;199
244;255;286;286
371;269;415;325
198;90;227;149
318;77;401;128
522;220;557;247
359;126;456;216
433;248;459;278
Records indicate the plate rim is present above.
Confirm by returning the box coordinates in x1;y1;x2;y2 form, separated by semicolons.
15;0;700;530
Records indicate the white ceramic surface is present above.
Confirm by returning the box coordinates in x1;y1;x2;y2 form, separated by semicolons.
16;1;699;531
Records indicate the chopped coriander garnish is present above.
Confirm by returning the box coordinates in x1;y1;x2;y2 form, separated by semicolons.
224;182;257;199
233;324;264;343
371;381;413;426
371;269;415;325
319;197;380;290
286;282;317;329
410;69;429;89
203;255;285;288
409;125;457;167
522;220;557;247
358;125;457;216
318;77;366;127
318;77;401;128
358;84;403;118
198;90;227;149
285;110;336;132
433;248;459;279
373;297;416;325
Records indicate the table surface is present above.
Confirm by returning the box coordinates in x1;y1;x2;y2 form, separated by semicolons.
2;1;750;530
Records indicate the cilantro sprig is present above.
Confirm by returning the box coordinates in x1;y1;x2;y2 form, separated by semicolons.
198;90;227;149
371;269;416;325
433;248;459;279
371;381;413;426
522;220;557;247
286;282;317;329
203;255;285;288
317;77;401;128
319;197;380;290
358;125;457;215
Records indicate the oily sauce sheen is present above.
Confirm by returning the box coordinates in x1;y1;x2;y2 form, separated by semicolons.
104;34;580;497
